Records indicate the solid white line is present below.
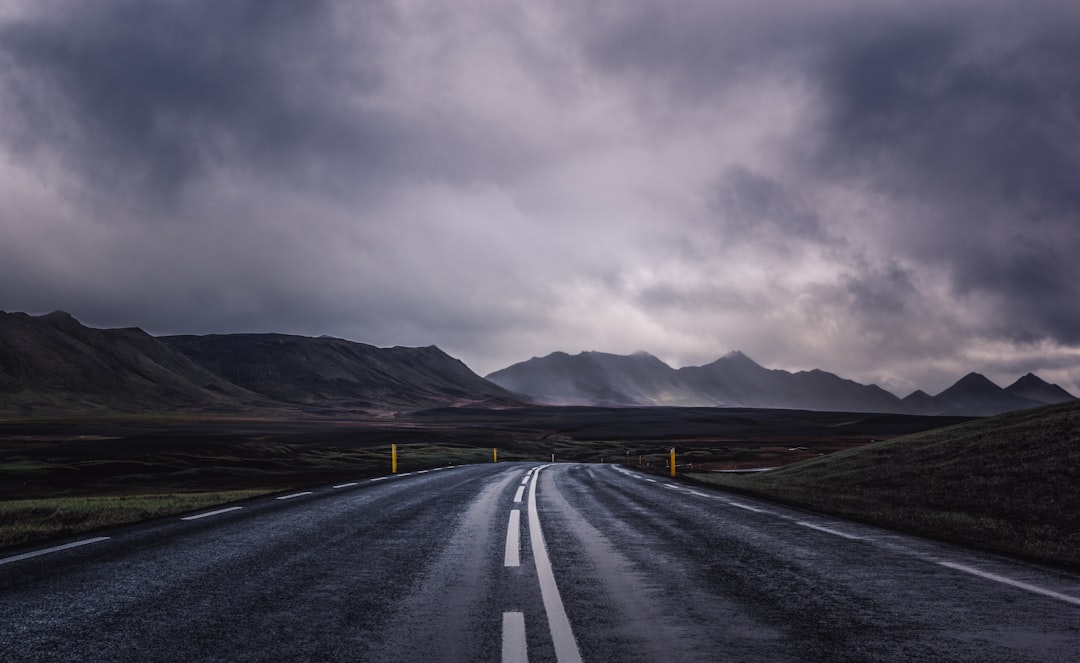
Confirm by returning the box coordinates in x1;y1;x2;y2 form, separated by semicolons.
181;506;243;521
796;522;863;540
938;561;1080;607
726;501;766;513
0;537;110;566
332;482;358;489
502;611;528;663
504;510;521;567
513;486;525;503
528;466;583;663
276;491;313;500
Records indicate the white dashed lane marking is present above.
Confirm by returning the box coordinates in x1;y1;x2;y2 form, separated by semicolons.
504;509;521;567
0;537;110;566
502;611;528;663
276;492;313;501
181;507;243;521
796;521;863;540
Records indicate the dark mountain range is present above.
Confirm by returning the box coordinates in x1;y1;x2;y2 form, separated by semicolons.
1004;373;1077;405
901;389;938;411
481;351;713;406
487;351;1076;416
0;311;259;414
161;333;518;411
3;309;1073;417
0;311;518;415
677;351;904;412
916;372;1044;417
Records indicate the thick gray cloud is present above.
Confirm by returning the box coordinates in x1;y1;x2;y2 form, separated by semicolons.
2;0;1080;396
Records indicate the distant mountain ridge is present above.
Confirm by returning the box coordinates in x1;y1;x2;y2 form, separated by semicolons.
486;350;1075;416
0;311;519;415
161;333;516;411
3;310;1072;417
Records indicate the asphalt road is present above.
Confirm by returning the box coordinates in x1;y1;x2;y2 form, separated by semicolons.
2;462;1080;662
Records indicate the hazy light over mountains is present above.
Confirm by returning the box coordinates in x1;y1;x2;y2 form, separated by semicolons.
2;0;1079;396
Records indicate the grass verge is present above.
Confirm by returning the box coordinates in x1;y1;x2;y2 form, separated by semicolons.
686;401;1080;570
0;490;274;550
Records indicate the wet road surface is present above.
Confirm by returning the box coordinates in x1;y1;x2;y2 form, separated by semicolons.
2;462;1080;661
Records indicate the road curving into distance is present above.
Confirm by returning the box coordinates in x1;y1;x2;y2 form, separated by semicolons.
2;462;1080;662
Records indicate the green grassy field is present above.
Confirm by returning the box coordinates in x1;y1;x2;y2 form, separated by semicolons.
687;401;1080;569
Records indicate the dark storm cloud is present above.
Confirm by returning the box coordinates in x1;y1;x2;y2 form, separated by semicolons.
808;7;1080;343
0;0;430;202
710;165;826;247
559;0;1080;391
844;262;916;317
3;0;1080;393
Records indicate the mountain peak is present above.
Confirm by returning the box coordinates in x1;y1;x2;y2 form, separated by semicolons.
39;310;80;325
1011;373;1047;387
948;372;1000;391
718;350;763;367
1005;372;1076;405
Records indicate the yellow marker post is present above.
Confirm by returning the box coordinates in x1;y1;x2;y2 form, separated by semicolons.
670;447;676;478
392;443;398;474
551;453;555;463
493;448;498;463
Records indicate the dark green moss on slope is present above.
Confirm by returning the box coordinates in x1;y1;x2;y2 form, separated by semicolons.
690;401;1080;568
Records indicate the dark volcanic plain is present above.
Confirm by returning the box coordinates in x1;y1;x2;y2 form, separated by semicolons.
0;406;974;552
0;406;971;502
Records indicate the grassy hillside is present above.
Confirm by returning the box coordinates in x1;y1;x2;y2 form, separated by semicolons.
689;400;1080;568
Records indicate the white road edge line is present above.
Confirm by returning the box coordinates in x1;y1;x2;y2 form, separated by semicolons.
370;477;388;482
181;506;243;521
528;465;583;663
333;482;358;489
938;561;1080;607
276;491;313;500
502;611;528;663
0;536;110;566
726;501;767;513
513;485;525;503
645;478;657;483
796;521;863;540
504;509;521;567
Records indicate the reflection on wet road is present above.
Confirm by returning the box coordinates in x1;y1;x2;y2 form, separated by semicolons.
2;462;1080;661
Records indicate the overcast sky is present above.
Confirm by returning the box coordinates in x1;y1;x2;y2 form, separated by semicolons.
2;0;1080;396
